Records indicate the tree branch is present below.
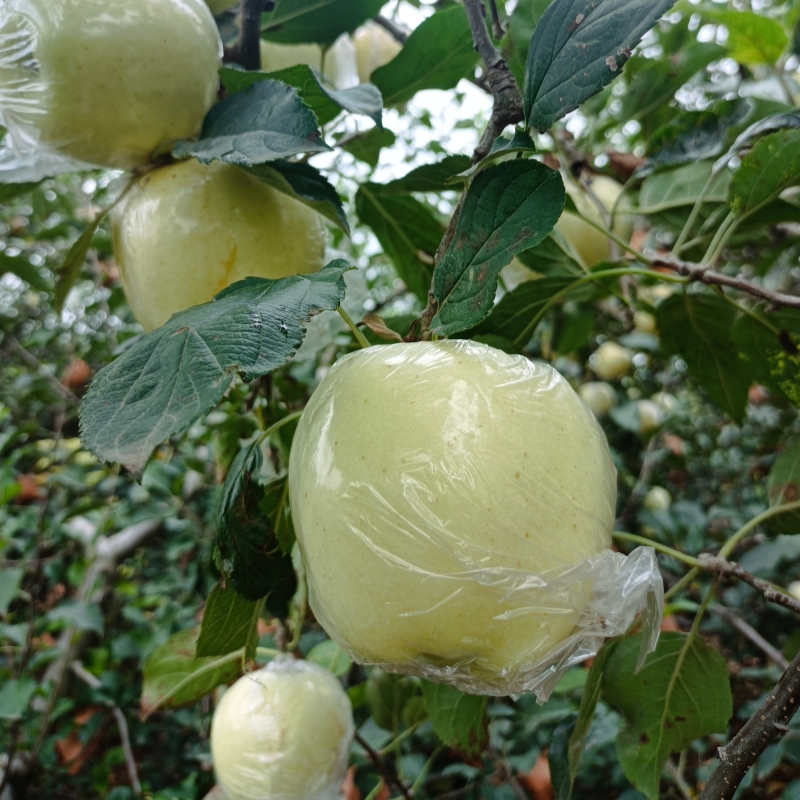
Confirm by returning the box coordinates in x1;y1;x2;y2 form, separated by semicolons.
487;0;505;40
708;604;789;670
698;647;800;800
354;731;412;800
223;0;267;70
462;0;524;163
374;14;408;44
648;255;800;311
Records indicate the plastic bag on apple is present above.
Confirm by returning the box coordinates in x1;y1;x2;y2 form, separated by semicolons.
289;340;664;700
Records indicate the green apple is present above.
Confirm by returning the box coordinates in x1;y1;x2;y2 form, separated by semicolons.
0;0;221;170
633;310;657;334
637;399;662;433
211;659;354;800
557;175;633;267
643;486;672;512
112;158;327;332
589;342;633;381
353;22;403;83
579;381;617;417
289;340;617;693
205;0;238;15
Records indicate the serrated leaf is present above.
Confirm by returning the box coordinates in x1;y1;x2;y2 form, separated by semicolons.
524;0;676;131
220;65;383;128
714;111;800;173
243;161;349;234
196;584;262;659
657;292;750;422
766;438;800;535
371;6;480;107
421;681;488;758
217;442;297;609
730;310;800;407
549;713;578;800
340;127;397;167
707;10;787;65
729;129;800;220
381;155;473;193
258;474;296;556
0;252;49;292
141;628;241;716
173;80;329;167
53;217;104;312
355;184;444;302
432;160;565;336
602;632;732;800
80;261;351;475
261;0;385;46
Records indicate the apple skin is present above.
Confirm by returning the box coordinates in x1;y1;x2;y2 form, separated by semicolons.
354;22;403;83
211;659;354;800
557;175;633;267
289;340;617;694
0;0;221;170
112;158;326;332
589;342;633;381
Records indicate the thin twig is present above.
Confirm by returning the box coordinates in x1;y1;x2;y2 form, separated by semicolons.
698;648;800;800
374;14;409;44
354;731;413;800
487;0;505;39
71;661;142;795
708;604;789;670
223;0;263;70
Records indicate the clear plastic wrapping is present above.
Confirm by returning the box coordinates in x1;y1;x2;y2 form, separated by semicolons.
289;340;663;700
211;657;354;800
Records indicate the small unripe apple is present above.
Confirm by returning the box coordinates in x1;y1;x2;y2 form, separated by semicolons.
789;581;800;602
579;381;617;417
651;392;677;414
353;22;403;83
633;310;657;334
0;0;221;170
643;486;672;512
637;400;662;433
205;0;238;14
557;175;633;267
289;340;617;693
589;342;633;381
112;158;326;332
211;659;354;800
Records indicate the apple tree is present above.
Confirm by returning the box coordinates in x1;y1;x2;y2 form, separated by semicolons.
2;0;800;799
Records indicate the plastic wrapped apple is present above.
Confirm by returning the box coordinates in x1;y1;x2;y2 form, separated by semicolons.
0;0;221;170
112;159;326;331
290;340;663;697
211;658;354;800
557;175;633;267
353;22;403;83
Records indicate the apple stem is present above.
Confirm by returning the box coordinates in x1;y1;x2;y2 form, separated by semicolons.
338;307;372;349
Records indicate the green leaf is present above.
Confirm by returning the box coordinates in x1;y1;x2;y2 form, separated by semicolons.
0;567;24;616
657;292;750;422
516;228;585;277
46;600;104;634
355;184;444;302
432;160;565;336
242;161;349;234
173;80;330;167
715;111;800;173
766;438;800;535
602;632;732;800
421;681;488;757
80;261;351;475
0;252;50;292
706;10;787;65
0;677;36;720
340;128;397;167
141;628;241;716
54;218;104;312
258;474;296;557
524;0;677;131
0;181;39;204
261;0;385;46
638;161;730;214
307;639;352;677
217;442;297;610
220;65;383;128
371;6;480;107
729;129;800;220
731;310;800;407
380;155;473;193
549;713;578;800
196;584;262;659
368;669;419;732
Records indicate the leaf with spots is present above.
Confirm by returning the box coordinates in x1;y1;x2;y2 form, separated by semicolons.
602;632;732;800
766;437;800;535
431;160;565;337
80;261;351;476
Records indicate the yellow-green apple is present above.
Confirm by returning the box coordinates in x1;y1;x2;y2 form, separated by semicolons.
579;381;617;417
0;0;221;169
211;659;354;800
112;158;326;331
353;22;403;83
289;340;617;693
589;342;633;381
643;486;672;512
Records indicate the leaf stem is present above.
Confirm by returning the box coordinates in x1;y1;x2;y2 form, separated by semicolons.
613;532;703;568
673;171;721;254
701;210;736;266
338;307;371;348
664;567;700;602
256;410;303;446
719;500;800;559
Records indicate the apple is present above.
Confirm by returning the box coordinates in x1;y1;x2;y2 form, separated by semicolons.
205;0;238;14
260;35;359;90
651;392;677;414
643;486;672;512
633;310;657;334
0;0;222;170
500;257;542;291
353;22;403;83
789;581;800;602
112;158;327;332
211;658;354;800
289;340;617;694
588;342;633;381
557;175;633;267
637;400;663;434
579;381;617;417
